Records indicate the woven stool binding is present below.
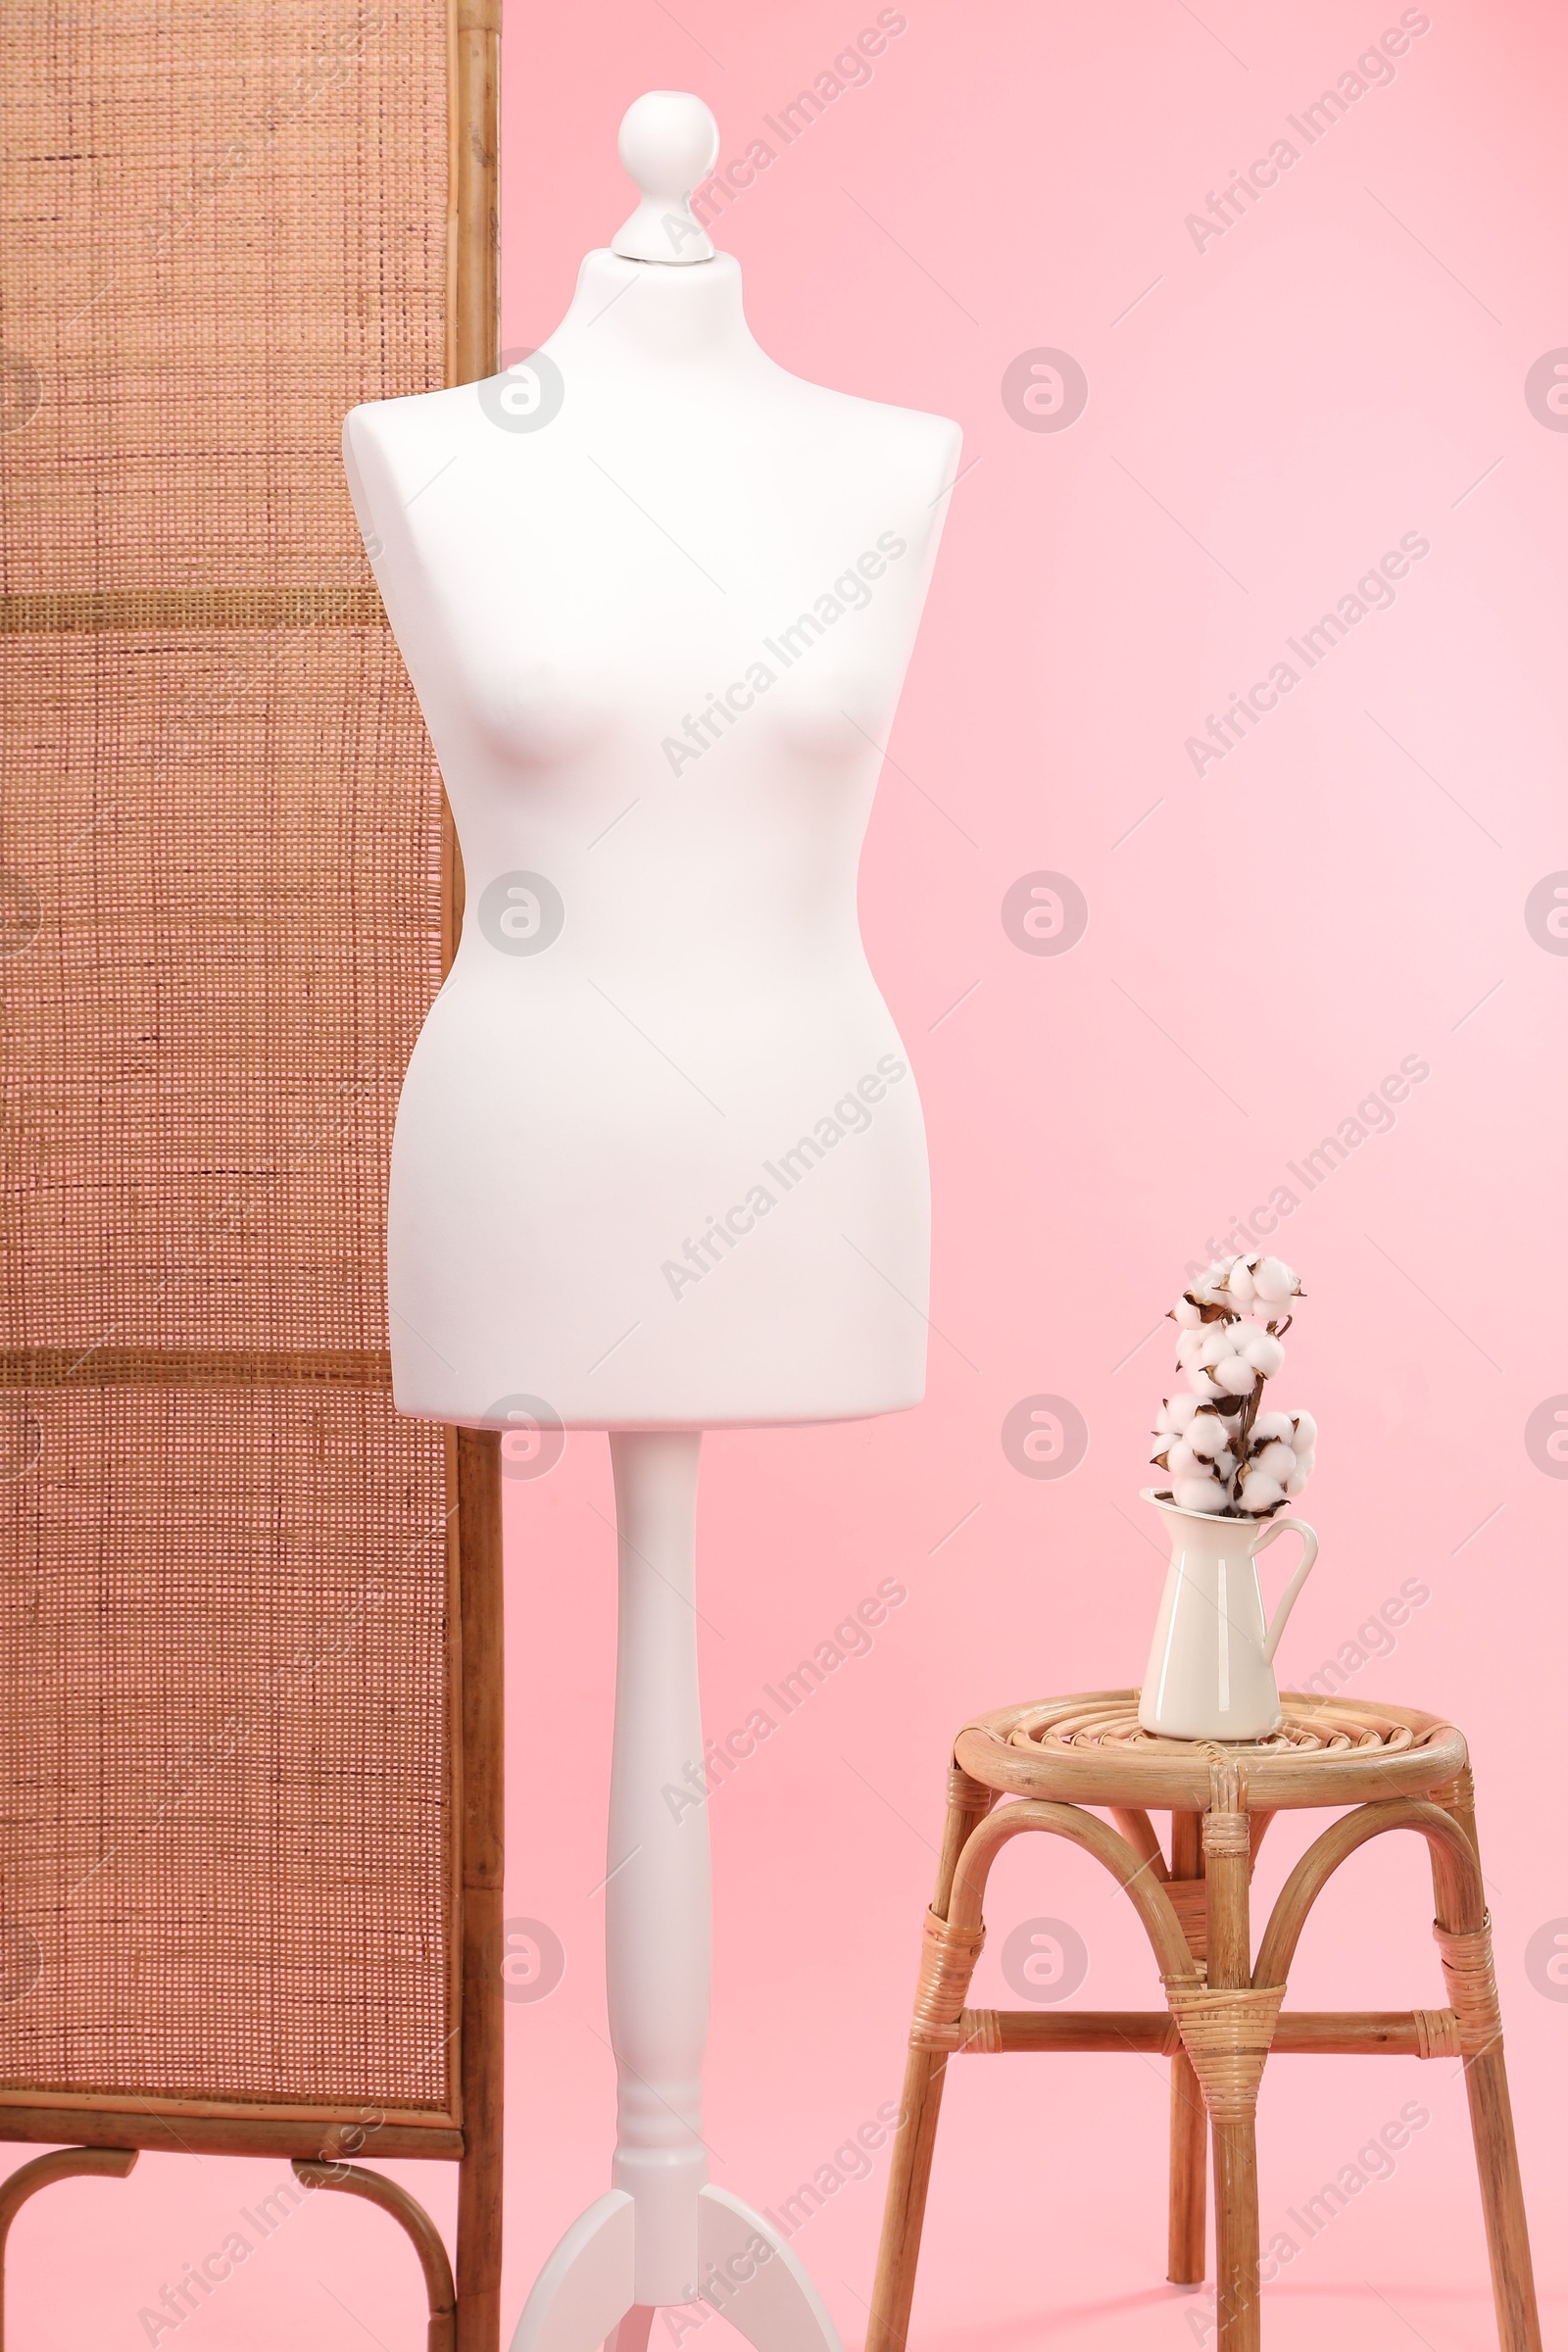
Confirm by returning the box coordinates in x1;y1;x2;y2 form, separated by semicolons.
1433;1915;1502;2056
909;1908;987;2049
1164;1982;1286;2121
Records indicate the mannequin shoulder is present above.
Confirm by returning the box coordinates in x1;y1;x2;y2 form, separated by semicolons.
888;403;962;503
343;381;480;483
793;377;961;503
341;384;498;590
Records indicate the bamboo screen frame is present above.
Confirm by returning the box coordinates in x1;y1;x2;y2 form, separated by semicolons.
0;2;502;2341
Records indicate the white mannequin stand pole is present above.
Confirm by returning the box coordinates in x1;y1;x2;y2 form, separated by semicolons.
509;1431;843;2352
608;1432;710;2308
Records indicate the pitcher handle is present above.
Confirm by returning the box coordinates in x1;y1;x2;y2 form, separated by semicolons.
1251;1516;1319;1665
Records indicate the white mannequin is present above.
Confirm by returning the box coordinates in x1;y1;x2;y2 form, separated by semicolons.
344;93;958;2352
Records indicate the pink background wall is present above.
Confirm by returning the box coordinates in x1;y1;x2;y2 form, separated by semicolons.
14;1;1568;2345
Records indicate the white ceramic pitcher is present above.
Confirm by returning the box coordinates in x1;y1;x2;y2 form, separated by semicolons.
1138;1488;1319;1740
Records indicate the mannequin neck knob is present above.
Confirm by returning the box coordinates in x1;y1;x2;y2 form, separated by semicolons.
612;89;719;266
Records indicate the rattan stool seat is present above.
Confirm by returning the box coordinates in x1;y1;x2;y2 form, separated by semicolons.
959;1689;1469;1811
867;1691;1541;2352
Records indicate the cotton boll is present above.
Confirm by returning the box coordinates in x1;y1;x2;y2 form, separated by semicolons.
1155;1256;1311;1511
1252;1256;1298;1305
1174;1475;1227;1515
1155;1255;1312;1515
1187;1413;1226;1458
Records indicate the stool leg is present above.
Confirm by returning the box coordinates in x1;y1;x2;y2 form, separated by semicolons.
867;2038;953;2352
1210;2116;1260;2352
1430;1773;1543;2352
1169;2050;1207;2286
1205;1777;1261;2352
1463;2044;1542;2352
866;1768;994;2352
1168;1808;1207;2284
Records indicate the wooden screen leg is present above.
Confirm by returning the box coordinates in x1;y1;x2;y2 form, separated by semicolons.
0;2149;137;2349
1167;1810;1207;2286
866;1766;994;2352
1428;1770;1543;2352
294;2163;457;2352
1203;1773;1261;2352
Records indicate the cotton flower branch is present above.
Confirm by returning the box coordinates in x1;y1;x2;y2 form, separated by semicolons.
1149;1253;1316;1518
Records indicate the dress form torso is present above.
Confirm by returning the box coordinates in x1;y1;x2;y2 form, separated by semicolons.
349;98;961;2352
345;154;958;1433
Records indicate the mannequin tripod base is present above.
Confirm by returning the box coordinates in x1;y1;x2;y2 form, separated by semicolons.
508;2182;845;2352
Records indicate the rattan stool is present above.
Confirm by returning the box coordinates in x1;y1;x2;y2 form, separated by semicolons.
866;1692;1542;2352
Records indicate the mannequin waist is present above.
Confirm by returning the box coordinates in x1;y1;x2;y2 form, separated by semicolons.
414;949;910;1120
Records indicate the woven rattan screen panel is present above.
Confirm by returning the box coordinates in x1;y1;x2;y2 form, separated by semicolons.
0;4;456;2120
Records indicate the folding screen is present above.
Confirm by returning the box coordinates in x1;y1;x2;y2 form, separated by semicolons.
0;4;502;2341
